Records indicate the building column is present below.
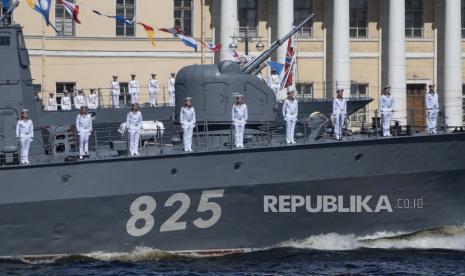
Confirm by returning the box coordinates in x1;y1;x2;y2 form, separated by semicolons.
277;0;294;64
388;0;407;125
332;0;351;98
444;0;463;126
219;0;238;61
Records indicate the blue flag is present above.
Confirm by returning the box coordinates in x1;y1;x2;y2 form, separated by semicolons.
32;0;52;25
114;15;135;25
177;34;198;51
2;0;10;9
266;61;284;75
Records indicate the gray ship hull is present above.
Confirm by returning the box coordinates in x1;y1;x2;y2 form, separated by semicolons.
1;133;464;256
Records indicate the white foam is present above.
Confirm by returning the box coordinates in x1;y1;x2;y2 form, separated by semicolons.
85;246;192;262
277;225;465;251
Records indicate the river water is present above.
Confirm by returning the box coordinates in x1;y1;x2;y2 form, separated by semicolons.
2;226;465;275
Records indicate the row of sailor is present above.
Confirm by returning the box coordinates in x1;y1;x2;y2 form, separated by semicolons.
47;89;98;111
111;73;176;108
379;84;439;137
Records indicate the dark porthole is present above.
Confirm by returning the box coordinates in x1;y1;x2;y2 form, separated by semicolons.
171;168;178;175
234;162;242;171
354;153;364;162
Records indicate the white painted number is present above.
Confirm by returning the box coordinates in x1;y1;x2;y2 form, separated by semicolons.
126;189;225;236
160;193;191;232
126;195;157;237
193;189;225;229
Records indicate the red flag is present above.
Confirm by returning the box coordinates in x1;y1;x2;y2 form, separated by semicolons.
201;41;221;52
59;0;81;24
158;27;184;35
138;22;155;46
282;37;295;88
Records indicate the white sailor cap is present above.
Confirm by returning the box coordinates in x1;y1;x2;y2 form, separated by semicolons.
184;97;192;101
287;90;295;94
235;94;244;98
21;109;29;113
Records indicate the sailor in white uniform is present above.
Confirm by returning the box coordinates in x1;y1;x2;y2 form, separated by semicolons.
180;97;196;152
76;106;92;159
74;90;86;110
268;70;281;96
126;104;143;156
232;94;248;148
148;73;159;107
168;73;176;106
282;91;298;144
129;74;139;105
380;86;394;137
16;109;33;164
332;89;347;140
111;75;121;108
47;93;57;111
61;91;72;111
87;89;99;110
425;84;439;134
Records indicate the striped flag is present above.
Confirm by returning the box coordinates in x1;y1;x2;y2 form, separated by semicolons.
201;41;221;52
58;0;81;24
138;22;155;46
281;37;295;89
177;34;197;51
158;27;184;35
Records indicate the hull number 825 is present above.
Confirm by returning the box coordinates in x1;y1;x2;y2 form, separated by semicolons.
126;189;225;237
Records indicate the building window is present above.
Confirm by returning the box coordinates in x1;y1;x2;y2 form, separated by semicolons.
295;82;314;100
405;0;423;38
174;0;193;36
294;0;313;38
350;0;368;38
119;82;130;107
56;82;76;110
55;0;75;36
350;83;369;123
462;0;465;38
238;0;258;36
116;0;135;37
0;0;12;25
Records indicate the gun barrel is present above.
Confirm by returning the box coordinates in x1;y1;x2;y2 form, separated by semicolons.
242;14;315;75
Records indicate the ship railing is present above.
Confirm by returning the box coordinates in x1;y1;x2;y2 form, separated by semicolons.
38;85;176;111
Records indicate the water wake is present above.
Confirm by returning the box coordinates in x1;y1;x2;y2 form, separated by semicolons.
4;225;465;264
278;225;465;251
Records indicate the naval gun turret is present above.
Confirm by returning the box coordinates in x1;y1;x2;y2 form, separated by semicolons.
175;14;315;124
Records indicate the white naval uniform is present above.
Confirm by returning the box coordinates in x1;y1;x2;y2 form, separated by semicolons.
87;94;99;110
74;95;86;110
47;97;57;111
332;97;347;140
282;98;298;144
180;106;196;151
425;92;439;134
76;114;92;157
111;81;121;108
232;104;248;147
16;119;33;164
168;77;176;106
148;78;159;107
129;80;140;104
126;111;143;155
269;74;281;95
61;96;72;111
380;95;394;136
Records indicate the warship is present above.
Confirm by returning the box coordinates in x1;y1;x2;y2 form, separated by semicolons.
0;13;465;258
